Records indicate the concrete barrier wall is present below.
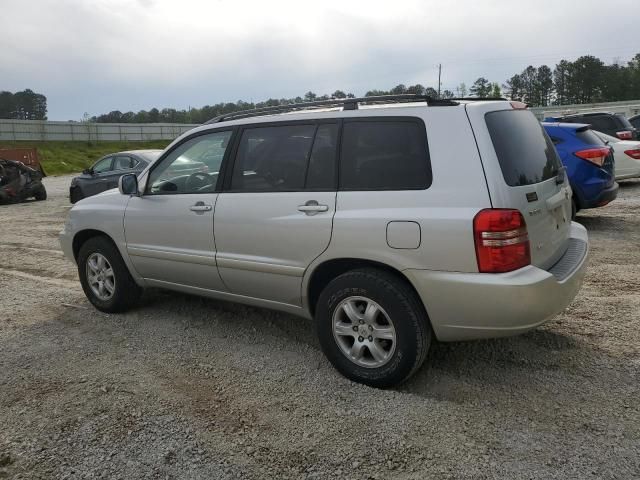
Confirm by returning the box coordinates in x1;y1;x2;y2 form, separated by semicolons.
530;99;640;120
3;99;640;141
0;120;199;142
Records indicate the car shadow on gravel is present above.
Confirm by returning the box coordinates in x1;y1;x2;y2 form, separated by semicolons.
402;327;603;400
138;289;319;348
617;179;640;188
577;214;631;231
60;286;629;411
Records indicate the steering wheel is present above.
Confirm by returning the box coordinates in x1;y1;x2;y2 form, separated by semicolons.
185;172;211;191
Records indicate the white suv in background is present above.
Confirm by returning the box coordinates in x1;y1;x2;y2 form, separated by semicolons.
60;95;589;387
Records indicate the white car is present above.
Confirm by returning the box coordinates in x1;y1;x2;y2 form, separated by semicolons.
593;131;640;180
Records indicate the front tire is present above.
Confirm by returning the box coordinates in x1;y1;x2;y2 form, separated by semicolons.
77;236;142;313
34;186;47;201
316;268;431;388
69;187;82;204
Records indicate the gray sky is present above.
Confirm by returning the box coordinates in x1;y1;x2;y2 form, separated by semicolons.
2;0;639;120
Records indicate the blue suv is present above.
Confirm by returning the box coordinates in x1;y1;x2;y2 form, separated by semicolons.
542;122;618;218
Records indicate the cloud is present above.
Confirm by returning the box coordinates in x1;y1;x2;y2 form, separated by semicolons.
1;0;638;119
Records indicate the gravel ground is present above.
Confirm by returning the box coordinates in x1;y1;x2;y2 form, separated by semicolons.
1;176;639;479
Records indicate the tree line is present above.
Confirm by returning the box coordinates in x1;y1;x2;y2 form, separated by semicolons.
501;53;640;106
3;52;640;124
92;52;640;124
0;89;47;120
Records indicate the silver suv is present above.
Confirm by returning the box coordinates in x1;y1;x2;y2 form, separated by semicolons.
60;95;589;387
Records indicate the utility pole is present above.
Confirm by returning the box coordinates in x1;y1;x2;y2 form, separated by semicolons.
437;64;442;98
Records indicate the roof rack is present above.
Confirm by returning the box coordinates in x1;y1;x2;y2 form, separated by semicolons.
448;97;509;102
563;111;613;117
204;94;459;124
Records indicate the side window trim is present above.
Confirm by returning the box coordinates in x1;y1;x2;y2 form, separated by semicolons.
301;124;320;190
143;127;237;195
304;122;341;191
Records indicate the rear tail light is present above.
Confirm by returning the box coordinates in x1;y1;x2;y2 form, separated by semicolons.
574;147;611;167
473;209;531;273
616;131;632;140
624;149;640;160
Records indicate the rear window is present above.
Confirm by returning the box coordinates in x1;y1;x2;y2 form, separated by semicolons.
486;110;561;187
340;120;431;190
575;128;606;146
615;114;634;129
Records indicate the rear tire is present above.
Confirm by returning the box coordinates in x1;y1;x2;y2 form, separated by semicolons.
316;268;431;388
77;236;142;313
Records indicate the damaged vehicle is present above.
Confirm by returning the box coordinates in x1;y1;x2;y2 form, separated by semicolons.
0;158;47;204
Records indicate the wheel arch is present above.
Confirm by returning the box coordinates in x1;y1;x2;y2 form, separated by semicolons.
72;229;116;261
305;257;426;318
569;182;583;210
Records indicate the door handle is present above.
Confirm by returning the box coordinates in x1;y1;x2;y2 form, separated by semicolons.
190;201;212;212
298;200;329;215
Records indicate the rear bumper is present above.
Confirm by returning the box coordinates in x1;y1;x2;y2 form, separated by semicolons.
405;222;589;341
580;181;618;209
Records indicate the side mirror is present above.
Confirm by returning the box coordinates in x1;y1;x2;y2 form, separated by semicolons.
119;173;139;196
83;168;92;175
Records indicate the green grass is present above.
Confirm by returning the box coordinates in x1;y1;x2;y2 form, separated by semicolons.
0;140;171;175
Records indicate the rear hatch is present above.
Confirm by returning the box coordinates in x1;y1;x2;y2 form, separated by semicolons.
466;103;571;270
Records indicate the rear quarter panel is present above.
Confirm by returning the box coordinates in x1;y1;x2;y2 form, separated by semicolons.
305;106;492;285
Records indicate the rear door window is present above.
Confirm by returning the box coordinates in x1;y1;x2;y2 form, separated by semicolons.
485;110;561;187
231;124;316;191
306;123;339;190
339;120;431;190
113;156;136;171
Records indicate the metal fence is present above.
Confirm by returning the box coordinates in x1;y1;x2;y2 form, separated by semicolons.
2;99;640;142
0;119;199;142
